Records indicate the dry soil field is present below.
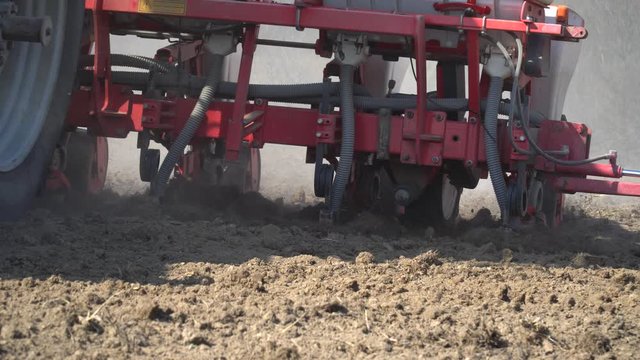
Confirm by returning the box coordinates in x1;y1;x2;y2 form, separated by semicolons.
0;186;639;359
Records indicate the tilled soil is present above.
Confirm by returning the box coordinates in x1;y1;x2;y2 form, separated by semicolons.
0;190;638;359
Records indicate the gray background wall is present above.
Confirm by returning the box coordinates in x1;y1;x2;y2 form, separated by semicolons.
560;0;640;168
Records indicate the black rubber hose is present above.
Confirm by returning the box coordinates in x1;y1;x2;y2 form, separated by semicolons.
82;70;548;123
329;64;356;218
151;54;224;196
79;54;174;73
77;70;371;98
295;96;468;112
485;76;509;223
244;82;367;99
291;95;544;124
78;70;545;124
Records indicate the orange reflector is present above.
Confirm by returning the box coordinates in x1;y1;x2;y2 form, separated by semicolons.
556;5;569;24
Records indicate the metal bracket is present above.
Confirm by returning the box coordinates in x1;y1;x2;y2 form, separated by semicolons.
377;108;391;160
434;2;491;16
315;114;337;144
204;31;238;56
400;110;446;166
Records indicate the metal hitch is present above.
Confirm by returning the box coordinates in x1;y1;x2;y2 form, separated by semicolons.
0;15;53;45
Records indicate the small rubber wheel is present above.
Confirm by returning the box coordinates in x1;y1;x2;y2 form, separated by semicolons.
194;143;261;193
65;130;109;195
140;148;161;183
245;147;261;193
542;181;564;228
0;1;85;220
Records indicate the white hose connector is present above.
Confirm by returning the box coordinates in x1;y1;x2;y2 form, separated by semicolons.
484;52;512;79
333;34;369;66
204;33;238;56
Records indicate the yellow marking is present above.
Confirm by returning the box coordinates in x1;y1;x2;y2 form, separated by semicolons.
138;0;186;16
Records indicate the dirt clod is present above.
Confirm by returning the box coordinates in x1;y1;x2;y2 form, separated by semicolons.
187;336;212;347
324;302;349;315
499;286;511;302
572;253;607;268
145;305;174;322
614;272;636;286
355;251;375;265
579;331;612;355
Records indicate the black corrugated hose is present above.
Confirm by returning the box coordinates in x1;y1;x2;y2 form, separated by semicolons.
151;54;224;196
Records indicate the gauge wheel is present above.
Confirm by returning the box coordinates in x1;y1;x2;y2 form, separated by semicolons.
542;182;564;228
198;143;261;193
407;174;463;229
64;130;109;195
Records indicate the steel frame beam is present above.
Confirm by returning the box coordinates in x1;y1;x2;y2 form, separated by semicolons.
96;0;586;39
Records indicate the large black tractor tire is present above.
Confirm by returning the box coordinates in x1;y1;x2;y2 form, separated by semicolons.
0;1;85;220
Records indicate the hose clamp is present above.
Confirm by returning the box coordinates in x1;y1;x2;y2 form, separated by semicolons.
457;8;475;35
481;16;488;35
295;6;303;31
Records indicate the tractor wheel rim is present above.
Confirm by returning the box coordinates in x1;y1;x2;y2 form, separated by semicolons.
441;174;459;221
0;0;68;171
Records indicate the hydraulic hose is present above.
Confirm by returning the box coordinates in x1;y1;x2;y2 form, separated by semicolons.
77;69;545;124
485;76;509;223
80;54;174;73
151;54;224;196
77;70;371;98
291;95;544;123
490;32;613;165
329;64;356;218
243;82;369;99
293;96;468;112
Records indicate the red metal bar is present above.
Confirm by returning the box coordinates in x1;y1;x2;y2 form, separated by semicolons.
414;15;426;165
553;178;640;197
555;163;623;179
67;89;490;163
85;0;138;138
423;15;585;39
97;0;585;39
464;30;481;168
226;25;259;161
90;0;110;113
101;0;416;36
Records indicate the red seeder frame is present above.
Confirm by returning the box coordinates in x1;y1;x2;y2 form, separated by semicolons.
70;0;640;198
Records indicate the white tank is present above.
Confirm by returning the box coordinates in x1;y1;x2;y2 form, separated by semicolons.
323;0;547;21
324;0;550;97
530;5;582;120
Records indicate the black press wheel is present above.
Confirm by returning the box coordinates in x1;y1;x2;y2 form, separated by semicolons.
541;180;565;228
406;174;462;230
64;130;109;195
0;1;85;220
199;143;261;193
